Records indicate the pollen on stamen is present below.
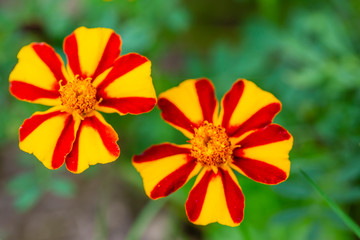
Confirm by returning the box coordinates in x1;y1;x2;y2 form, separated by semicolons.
190;121;233;167
59;76;98;116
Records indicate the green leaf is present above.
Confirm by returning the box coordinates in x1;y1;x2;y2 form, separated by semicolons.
49;178;76;198
6;172;36;195
14;186;42;212
300;169;360;238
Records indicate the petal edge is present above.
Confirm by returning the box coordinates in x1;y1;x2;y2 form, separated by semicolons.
133;143;201;199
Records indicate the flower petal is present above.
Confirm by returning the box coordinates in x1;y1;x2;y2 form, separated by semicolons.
65;112;120;174
63;26;121;79
219;79;281;138
9;43;67;105
185;167;245;226
93;53;156;115
231;124;293;184
158;79;218;139
19;106;79;170
132;143;202;199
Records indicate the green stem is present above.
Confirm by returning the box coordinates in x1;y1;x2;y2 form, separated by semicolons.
95;167;113;240
126;199;167;240
300;169;360;238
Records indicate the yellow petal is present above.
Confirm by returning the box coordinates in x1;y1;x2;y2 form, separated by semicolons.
9;43;68;105
158;79;218;139
185;166;244;226
231;124;293;184
219;79;281;138
133;143;201;199
19;106;79;170
94;53;157;115
65;111;120;173
64;26;121;79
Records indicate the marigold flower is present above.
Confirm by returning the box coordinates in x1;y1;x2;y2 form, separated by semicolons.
10;27;156;173
132;78;293;226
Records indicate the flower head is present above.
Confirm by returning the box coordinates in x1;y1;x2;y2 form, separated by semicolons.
132;78;293;226
10;27;157;173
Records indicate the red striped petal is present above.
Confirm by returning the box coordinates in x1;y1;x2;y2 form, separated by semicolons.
221;169;245;223
231;124;292;184
185;168;244;226
221;80;244;130
94;53;156;115
150;160;198;199
132;143;201;199
133;143;191;163
32;43;67;84
65;112;119;173
19;107;78;170
220;79;281;138
20;111;75;169
9;43;67;105
19;110;64;141
92;32;121;79
99;97;156;115
186;170;212;222
65;130;80;172
158;98;196;135
227;103;281;137
158;79;218;139
63;33;82;78
63;27;122;79
51;114;76;169
235;124;291;149
195;79;218;123
232;157;287;184
83;115;120;155
10;81;59;102
96;53;148;93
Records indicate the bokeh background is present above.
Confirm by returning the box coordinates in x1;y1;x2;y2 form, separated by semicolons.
1;0;360;239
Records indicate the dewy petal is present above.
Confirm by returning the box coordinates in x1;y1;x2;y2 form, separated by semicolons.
219;79;281;138
9;43;68;106
158;79;218;139
231;124;293;184
132;143;202;199
185;166;245;226
93;53;156;115
19;106;80;170
63;26;121;79
65;111;120;174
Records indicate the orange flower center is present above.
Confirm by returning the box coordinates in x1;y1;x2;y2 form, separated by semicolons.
190;121;232;167
59;76;97;116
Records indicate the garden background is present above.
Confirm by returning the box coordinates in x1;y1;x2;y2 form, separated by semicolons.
0;0;359;239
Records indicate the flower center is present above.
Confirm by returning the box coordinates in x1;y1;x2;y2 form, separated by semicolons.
59;76;97;116
190;121;232;167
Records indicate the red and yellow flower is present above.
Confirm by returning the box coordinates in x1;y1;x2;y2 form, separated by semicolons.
133;78;293;226
10;27;156;173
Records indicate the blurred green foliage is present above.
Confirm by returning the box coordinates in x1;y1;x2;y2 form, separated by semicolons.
1;0;360;239
6;154;75;212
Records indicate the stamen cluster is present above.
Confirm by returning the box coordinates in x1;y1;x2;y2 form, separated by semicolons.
59;76;97;115
190;121;232;167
